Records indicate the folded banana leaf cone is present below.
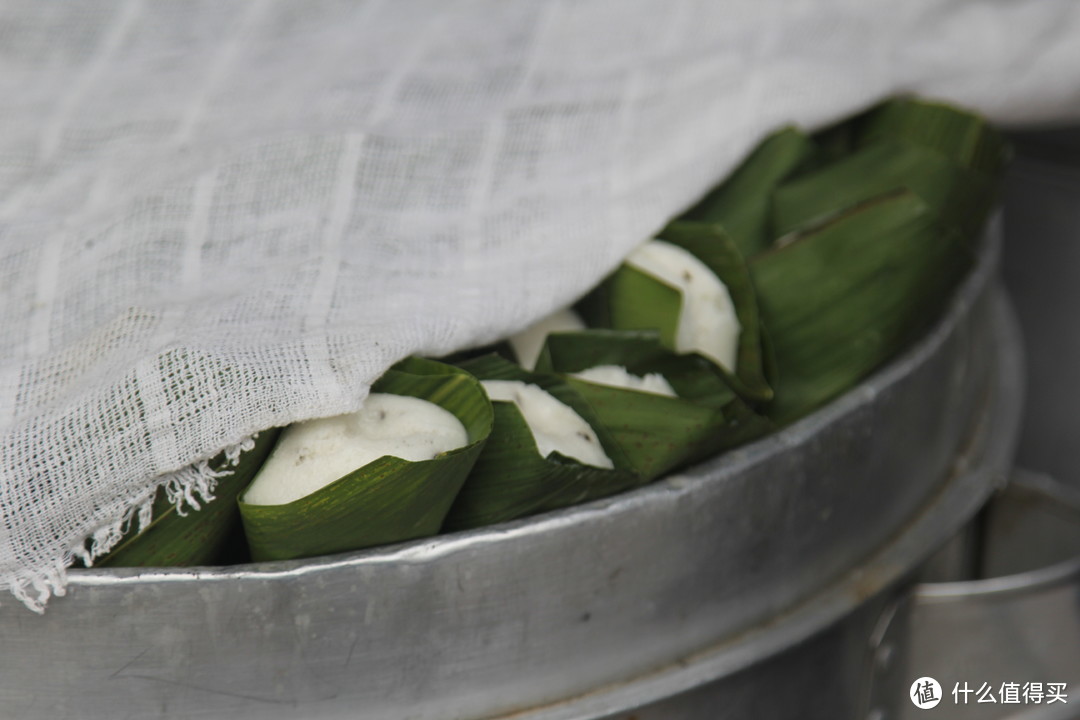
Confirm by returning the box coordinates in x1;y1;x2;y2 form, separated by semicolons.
443;354;642;532
534;329;771;481
737;98;1004;424
751;190;975;425
91;429;280;567
239;356;493;562
579;220;772;404
771;99;1007;242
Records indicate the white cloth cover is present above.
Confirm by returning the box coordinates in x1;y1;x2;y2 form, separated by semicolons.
2;0;1079;612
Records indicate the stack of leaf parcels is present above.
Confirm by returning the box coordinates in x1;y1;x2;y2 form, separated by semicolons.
682;98;1007;422
85;98;1006;567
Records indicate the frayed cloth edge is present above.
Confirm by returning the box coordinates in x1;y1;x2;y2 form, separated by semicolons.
10;434;258;614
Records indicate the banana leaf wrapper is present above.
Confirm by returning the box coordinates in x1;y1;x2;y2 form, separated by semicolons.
751;190;974;425
773;100;1007;241
444;354;642;532
535;329;771;480
771;139;1001;241
436;340;515;366
579;221;772;403
853;97;1009;175
682;126;816;256
239;356;492;562
95;429;280;567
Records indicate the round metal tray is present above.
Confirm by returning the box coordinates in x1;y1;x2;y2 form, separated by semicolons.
0;221;1019;720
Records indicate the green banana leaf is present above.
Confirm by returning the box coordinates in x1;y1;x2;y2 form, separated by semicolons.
95;429;280;567
853;97;1009;175
682;126;817;256
771;140;1000;241
436;340;516;366
239;357;492;562
535;330;771;479
581;221;772;403
751;190;974;425
799;117;855;172
444;354;642;531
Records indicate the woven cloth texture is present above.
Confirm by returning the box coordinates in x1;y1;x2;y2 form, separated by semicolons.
2;0;1079;611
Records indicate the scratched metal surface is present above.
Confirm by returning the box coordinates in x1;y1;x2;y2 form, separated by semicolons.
0;222;1012;720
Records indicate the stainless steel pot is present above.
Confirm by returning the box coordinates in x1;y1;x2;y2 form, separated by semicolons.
870;470;1080;720
0;222;1020;720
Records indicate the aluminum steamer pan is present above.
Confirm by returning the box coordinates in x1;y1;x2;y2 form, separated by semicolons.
0;221;1017;720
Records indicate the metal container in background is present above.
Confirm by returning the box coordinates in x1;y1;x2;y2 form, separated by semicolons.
1002;128;1080;488
860;130;1080;720
870;470;1080;720
0;228;1018;720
